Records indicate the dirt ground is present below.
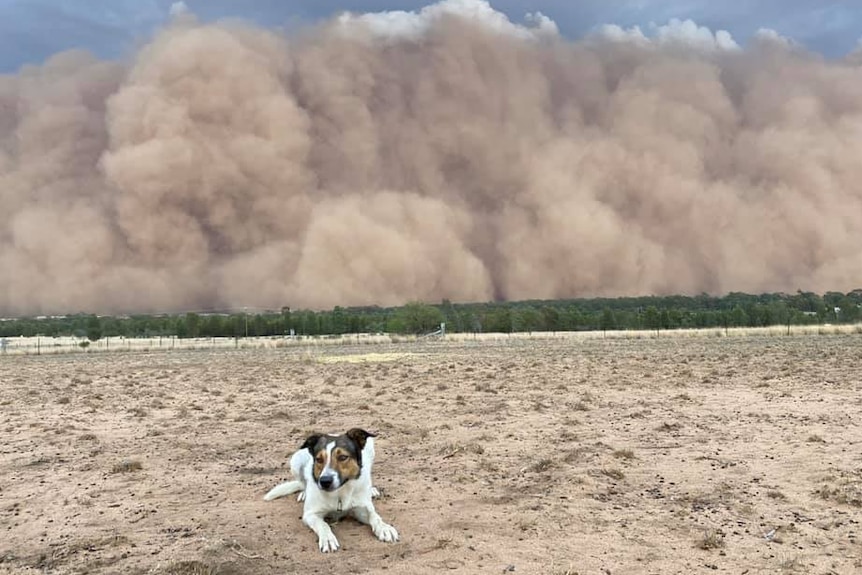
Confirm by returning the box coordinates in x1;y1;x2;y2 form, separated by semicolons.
1;333;861;574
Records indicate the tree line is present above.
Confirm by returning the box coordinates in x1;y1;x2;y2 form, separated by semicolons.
1;290;860;341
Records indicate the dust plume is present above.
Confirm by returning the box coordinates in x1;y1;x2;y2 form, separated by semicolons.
2;0;861;315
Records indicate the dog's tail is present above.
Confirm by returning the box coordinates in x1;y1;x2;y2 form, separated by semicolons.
263;480;304;501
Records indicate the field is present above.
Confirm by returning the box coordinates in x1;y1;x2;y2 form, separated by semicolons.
1;333;861;574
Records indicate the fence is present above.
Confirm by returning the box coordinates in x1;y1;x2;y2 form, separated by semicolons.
0;333;398;356
1;323;860;357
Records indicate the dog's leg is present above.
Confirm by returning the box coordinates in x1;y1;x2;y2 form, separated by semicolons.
303;513;340;552
352;504;399;543
263;480;304;501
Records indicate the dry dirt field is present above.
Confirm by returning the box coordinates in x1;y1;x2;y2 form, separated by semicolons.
1;333;861;574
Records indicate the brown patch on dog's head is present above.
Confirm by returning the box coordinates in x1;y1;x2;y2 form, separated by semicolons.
332;429;375;481
329;444;361;482
300;433;329;483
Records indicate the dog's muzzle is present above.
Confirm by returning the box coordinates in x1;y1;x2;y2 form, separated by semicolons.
318;475;336;491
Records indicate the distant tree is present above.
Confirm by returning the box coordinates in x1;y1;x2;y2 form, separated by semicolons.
767;301;790;327
561;307;583;330
226;314;245;337
281;306;292;335
791;290;822;313
600;307;616;336
660;309;672;330
331;307;348;334
513;306;542;333
184;312;201;338
393;302;444;335
823;291;845;310
644;306;661;335
730;305;748;327
466;312;482;333
200;315;225;337
837;296;861;323
85;315;102;342
440;299;462;332
483;307;513;333
541;306;560;332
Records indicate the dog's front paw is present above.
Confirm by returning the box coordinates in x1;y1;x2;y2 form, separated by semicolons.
318;531;340;553
371;486;380;498
297;491;306;502
373;522;399;543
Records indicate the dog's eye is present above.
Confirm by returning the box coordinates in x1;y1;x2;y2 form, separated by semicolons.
315;456;324;464
337;454;349;462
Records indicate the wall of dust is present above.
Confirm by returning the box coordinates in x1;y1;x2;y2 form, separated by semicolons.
2;1;861;315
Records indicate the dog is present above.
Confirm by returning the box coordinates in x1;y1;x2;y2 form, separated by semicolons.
263;428;399;553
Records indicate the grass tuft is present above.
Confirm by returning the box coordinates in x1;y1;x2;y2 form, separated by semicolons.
111;459;143;474
612;449;636;461
601;468;625;481
696;529;725;550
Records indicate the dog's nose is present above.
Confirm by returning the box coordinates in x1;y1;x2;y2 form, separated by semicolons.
319;475;334;489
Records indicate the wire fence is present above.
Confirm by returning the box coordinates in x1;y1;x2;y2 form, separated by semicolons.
1;323;860;357
0;333;400;356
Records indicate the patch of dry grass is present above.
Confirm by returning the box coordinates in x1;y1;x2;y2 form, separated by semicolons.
696;529;725;550
524;458;556;473
601;468;625;481
439;442;485;458
160;561;216;575
110;460;143;474
612;449;636;461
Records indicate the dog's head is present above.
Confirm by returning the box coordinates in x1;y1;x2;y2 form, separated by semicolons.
301;428;375;492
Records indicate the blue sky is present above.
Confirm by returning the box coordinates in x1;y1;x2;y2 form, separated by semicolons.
1;0;859;71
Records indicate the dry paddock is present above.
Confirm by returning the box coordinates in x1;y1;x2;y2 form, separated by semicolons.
1;332;861;574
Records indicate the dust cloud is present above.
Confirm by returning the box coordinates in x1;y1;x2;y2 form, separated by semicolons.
2;1;861;315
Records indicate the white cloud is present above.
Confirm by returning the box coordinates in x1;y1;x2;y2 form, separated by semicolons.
753;28;795;49
337;0;558;41
595;18;739;53
524;11;559;36
596;23;650;46
655;18;739;52
169;2;189;18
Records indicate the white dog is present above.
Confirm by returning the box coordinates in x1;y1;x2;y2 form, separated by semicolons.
263;428;399;553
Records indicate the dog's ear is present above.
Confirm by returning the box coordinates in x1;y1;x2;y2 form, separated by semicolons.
301;434;322;454
345;428;376;450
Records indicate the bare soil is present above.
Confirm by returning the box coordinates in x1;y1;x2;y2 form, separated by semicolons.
1;334;861;574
